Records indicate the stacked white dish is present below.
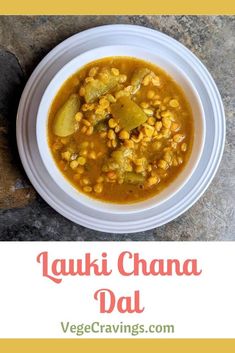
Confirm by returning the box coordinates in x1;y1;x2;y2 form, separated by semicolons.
16;24;225;233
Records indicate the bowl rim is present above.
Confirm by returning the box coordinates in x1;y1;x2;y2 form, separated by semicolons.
36;44;205;214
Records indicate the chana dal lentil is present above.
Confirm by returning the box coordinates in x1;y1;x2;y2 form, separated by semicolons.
48;57;194;203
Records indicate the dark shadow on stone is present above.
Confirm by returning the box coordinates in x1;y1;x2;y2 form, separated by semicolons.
0;49;24;152
0;49;36;210
0;49;33;183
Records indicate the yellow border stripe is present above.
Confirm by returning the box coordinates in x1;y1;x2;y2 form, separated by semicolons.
0;0;235;14
0;339;235;352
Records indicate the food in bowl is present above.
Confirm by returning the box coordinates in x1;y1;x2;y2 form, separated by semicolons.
48;57;194;203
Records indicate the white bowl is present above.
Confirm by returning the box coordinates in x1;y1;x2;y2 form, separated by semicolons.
36;45;205;214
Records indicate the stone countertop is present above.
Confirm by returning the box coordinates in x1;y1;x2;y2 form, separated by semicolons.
0;16;234;241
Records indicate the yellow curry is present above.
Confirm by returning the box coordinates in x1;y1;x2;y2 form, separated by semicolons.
48;57;194;203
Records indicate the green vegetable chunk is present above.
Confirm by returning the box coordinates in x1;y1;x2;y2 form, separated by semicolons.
131;67;150;91
111;147;133;169
110;96;147;131
84;69;119;103
95;119;108;132
53;94;80;137
124;172;145;184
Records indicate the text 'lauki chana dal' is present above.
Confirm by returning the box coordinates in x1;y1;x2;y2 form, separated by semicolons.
48;57;194;203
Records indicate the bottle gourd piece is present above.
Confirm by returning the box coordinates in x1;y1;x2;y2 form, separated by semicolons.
131;67;150;92
53;94;80;137
124;172;145;184
110;96;148;131
84;69;119;103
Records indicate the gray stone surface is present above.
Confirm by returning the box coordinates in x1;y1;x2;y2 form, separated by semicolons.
0;15;234;241
0;49;36;209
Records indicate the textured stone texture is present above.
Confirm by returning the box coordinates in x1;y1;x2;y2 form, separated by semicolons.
0;16;234;241
0;49;36;209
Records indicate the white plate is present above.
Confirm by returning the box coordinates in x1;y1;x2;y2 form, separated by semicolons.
16;24;225;233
